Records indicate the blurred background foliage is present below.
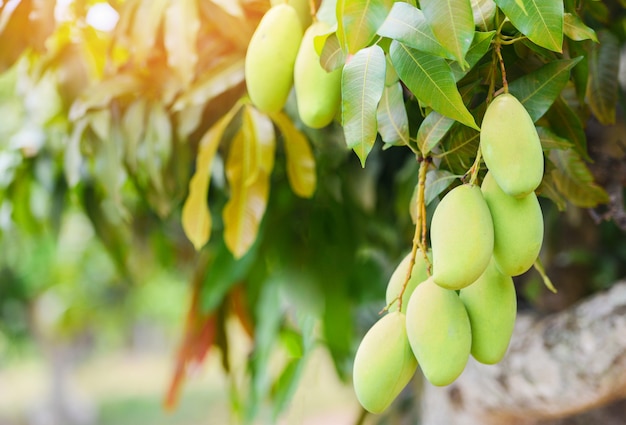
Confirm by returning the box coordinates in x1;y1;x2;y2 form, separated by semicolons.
0;0;625;424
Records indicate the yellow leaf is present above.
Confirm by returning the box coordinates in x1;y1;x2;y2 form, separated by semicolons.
270;111;317;198
181;102;242;250
164;0;200;87
223;107;275;258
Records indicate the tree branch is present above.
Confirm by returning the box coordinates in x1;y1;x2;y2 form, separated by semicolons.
420;280;626;425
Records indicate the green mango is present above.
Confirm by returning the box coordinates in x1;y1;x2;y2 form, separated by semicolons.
271;0;314;29
405;277;471;386
294;21;342;128
481;172;544;276
480;93;544;197
460;257;517;364
244;4;303;113
353;311;417;413
385;250;431;313
431;184;494;290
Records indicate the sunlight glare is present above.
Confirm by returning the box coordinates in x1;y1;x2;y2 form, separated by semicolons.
86;2;119;32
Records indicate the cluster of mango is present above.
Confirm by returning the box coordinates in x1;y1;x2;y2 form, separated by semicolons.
353;93;545;413
244;2;341;128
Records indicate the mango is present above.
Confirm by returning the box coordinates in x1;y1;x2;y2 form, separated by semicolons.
481;172;543;276
385;250;431;313
460;258;517;364
405;277;471;386
480;93;544;197
294;21;342;128
431;184;494;290
353;311;417;413
245;4;303;113
271;0;315;29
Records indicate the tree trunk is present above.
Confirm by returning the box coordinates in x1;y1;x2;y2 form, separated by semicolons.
420;280;626;425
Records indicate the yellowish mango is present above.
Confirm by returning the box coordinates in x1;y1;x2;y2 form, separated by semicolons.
385;249;431;312
353;311;417;413
481;172;543;276
480;93;544;197
431;184;494;290
270;0;314;28
405;277;471;386
294;21;342;128
460;258;517;364
245;4;303;113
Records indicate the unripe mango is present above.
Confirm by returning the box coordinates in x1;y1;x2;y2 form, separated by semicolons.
431;184;494;290
481;172;543;276
405;277;471;386
271;0;315;29
385;250;431;312
353;312;417;413
245;4;303;113
480;93;544;197
294;21;342;128
460;258;517;364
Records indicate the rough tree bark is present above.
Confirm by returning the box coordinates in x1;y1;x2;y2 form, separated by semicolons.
420;280;626;425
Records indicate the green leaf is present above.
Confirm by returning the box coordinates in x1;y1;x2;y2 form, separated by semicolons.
471;0;497;31
563;13;598;42
341;45;386;166
494;0;563;52
440;125;480;174
164;0;200;87
223;106;276;258
549;149;609;208
122;99;147;172
536;126;574;151
182;102;241;250
336;0;394;54
586;30;619;125
450;30;496;81
567;39;589;105
144;101;172;194
507;57;582;122
270;111;317;198
421;0;475;66
416;111;455;155
376;82;409;146
544;97;588;160
376;2;450;59
320;32;346;72
390;41;478;130
424;168;458;205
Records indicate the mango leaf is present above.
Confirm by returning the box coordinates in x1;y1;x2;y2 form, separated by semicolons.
223;106;275;258
182;103;242;250
586;30;619;125
440;125;480;174
549;149;609;208
376;82;410;146
416;111;455;155
64;118;88;187
320;32;346;72
537;171;567;210
494;0;563;52
172;56;245;111
270;111;317;198
164;0;200;87
471;0;497;31
122;98;147;172
336;0;394;54
69;74;142;120
424;168;458;206
567;39;589;105
128;0;169;64
420;0;475;67
507;57;582;122
563;13;598;42
451;30;496;81
376;2;450;59
390;41;478;130
341;45;386;166
144;101;172;194
544;97;588;160
536;126;574;151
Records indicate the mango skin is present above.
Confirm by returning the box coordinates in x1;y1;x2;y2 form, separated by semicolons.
481;172;544;276
245;4;303;113
353;312;418;413
385;250;431;313
460;258;517;364
294;21;342;128
405;277;471;386
480;93;544;197
431;184;494;290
